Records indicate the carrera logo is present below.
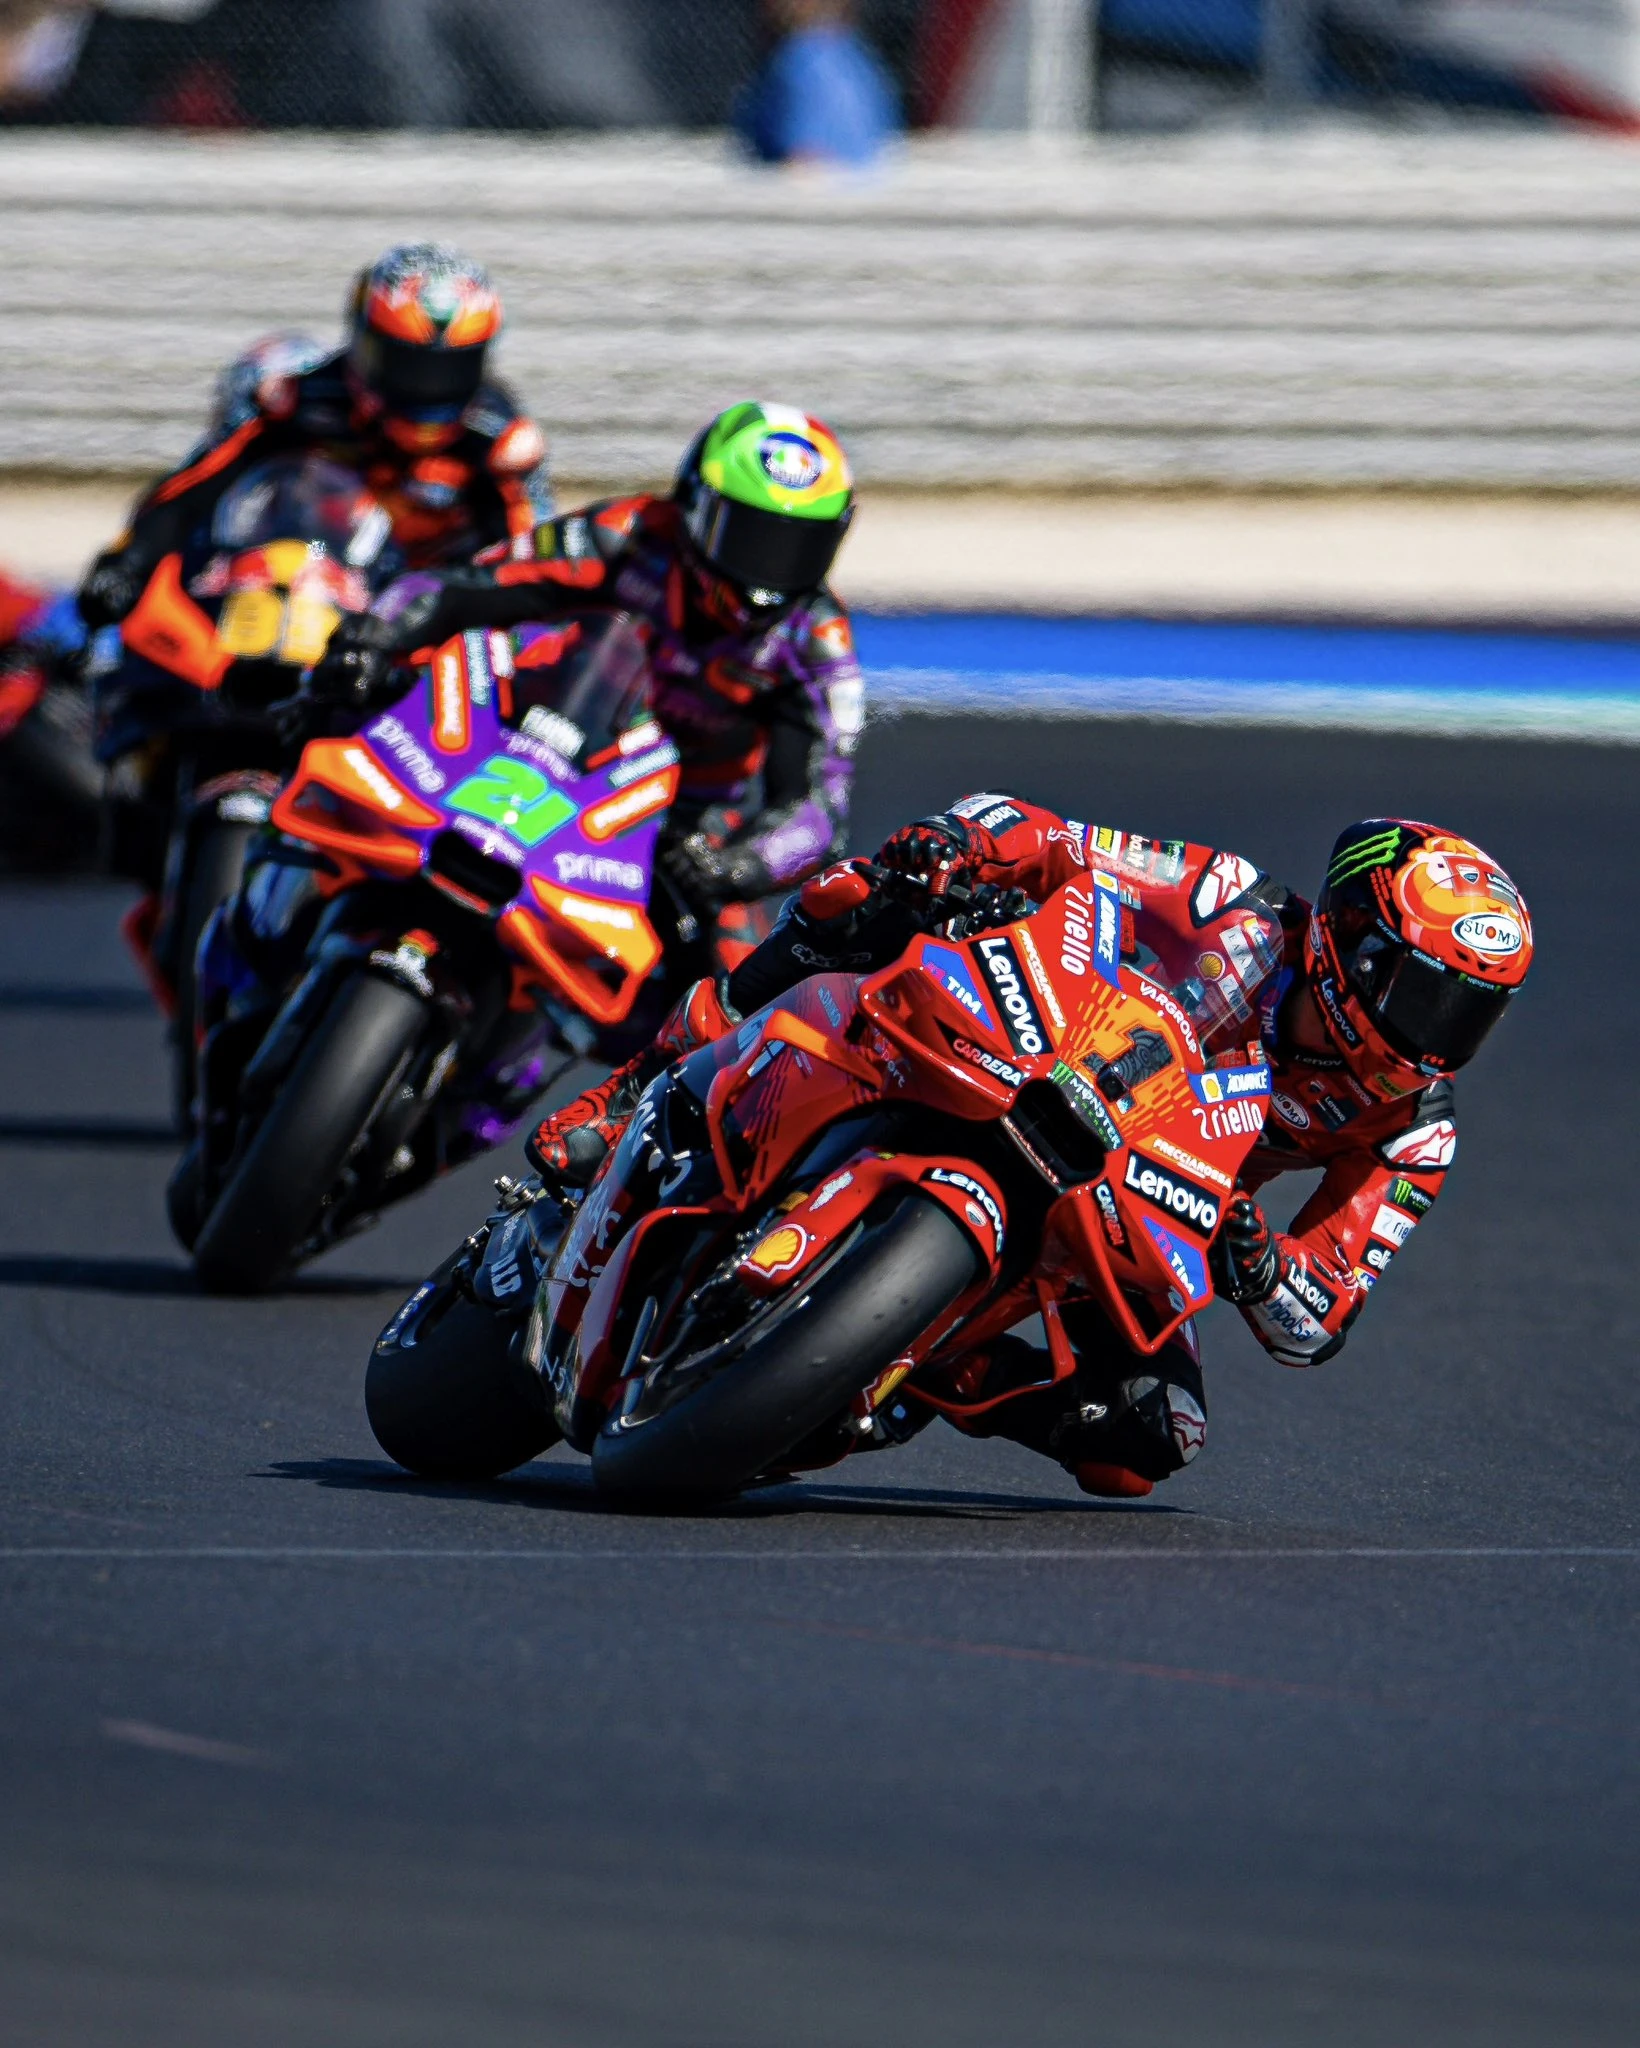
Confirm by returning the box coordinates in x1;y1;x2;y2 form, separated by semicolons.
948;1034;1026;1090
976;936;1049;1058
1093;1178;1126;1247
1123;1150;1222;1235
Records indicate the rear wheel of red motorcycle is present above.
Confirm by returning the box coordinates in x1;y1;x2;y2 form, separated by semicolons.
590;1193;979;1507
365;1250;560;1481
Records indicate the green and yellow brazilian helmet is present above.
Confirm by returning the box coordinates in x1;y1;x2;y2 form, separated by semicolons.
674;402;855;605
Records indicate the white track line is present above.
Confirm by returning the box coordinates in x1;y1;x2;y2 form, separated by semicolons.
0;1546;1634;1562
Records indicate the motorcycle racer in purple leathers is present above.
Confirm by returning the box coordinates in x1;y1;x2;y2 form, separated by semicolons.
310;403;864;1009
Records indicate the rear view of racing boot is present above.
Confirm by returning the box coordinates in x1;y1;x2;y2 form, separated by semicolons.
946;1311;1208;1500
525;975;739;1190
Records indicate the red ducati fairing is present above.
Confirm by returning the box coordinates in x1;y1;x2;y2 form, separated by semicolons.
533;870;1271;1499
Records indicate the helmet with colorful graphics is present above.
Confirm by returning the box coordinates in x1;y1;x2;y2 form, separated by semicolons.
1306;819;1532;1098
673;402;855;630
347;243;503;449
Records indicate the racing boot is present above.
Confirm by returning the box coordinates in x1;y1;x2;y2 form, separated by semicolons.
525;975;739;1191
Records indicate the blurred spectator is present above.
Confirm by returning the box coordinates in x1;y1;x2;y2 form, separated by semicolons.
734;0;901;166
0;1;89;105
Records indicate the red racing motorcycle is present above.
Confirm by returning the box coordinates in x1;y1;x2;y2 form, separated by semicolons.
366;864;1272;1502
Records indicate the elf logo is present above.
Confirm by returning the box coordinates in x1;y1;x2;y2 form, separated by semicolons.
976;935;1048;1057
1123;1149;1222;1235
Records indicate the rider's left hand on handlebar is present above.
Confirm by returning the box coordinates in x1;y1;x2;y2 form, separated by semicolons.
876;819;976;894
307;613;406;711
1209;1194;1281;1305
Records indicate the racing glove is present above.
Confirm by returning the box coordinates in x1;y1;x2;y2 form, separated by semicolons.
306;611;406;711
1209;1194;1281;1305
876;817;977;893
77;550;149;631
661;831;770;916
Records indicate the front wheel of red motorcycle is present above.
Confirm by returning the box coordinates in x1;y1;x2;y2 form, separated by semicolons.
590;1193;980;1508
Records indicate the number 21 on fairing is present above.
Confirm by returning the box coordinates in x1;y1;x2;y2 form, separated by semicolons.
444;756;577;847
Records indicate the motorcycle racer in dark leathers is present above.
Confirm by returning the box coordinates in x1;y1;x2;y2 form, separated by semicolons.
308;401;865;1002
520;795;1533;1499
78;243;554;640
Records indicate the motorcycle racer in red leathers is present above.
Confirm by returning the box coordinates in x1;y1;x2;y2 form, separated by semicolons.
78;244;553;635
523;794;1533;1498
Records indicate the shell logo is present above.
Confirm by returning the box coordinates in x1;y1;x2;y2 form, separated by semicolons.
744;1223;809;1278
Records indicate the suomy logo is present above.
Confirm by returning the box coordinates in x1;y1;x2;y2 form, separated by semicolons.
976;935;1048;1058
1122;1150;1222;1236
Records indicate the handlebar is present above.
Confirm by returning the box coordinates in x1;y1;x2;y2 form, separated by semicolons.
857;860;1032;941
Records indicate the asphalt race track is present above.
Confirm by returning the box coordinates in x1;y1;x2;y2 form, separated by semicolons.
1;714;1635;2047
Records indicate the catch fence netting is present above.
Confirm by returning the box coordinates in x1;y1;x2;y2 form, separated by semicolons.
0;0;1631;136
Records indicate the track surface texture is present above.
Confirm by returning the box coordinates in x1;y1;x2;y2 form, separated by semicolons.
1;715;1634;2046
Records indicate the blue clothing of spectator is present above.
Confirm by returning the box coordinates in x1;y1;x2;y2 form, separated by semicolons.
734;22;900;167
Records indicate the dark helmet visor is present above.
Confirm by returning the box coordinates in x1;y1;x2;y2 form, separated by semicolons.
352;330;487;417
1344;936;1514;1070
685;486;850;596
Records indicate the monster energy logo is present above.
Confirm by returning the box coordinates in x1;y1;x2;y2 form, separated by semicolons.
1327;826;1405;887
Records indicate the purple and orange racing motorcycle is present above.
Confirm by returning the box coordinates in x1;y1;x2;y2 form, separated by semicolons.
174;609;680;1293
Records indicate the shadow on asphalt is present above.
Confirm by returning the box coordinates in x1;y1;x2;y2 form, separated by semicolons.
264;1456;1184;1522
0;1255;418;1298
0;1115;178;1148
0;986;153;1013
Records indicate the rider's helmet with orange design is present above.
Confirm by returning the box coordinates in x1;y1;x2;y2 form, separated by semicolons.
346;243;503;451
1305;819;1533;1100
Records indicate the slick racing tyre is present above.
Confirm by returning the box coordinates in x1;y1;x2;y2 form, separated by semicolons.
193;970;426;1295
365;1250;561;1481
171;820;255;1130
591;1193;978;1507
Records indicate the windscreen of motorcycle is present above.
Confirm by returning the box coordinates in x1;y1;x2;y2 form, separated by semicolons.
204;457;398;667
503;611;656;770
